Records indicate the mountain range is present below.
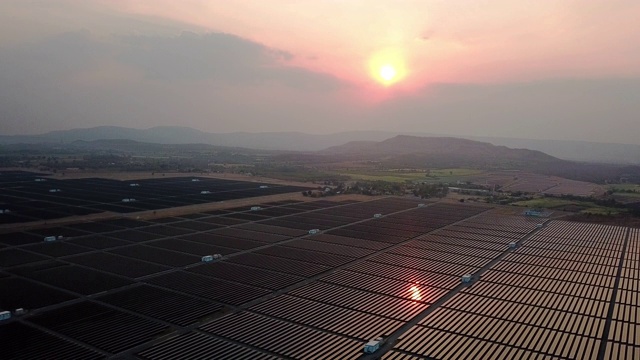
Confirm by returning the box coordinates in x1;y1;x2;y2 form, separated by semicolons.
1;126;639;164
309;135;560;170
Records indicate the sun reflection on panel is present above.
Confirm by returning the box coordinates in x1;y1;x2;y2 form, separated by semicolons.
409;285;422;301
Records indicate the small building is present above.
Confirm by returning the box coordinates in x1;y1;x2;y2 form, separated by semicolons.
524;209;552;218
0;311;11;321
363;337;384;354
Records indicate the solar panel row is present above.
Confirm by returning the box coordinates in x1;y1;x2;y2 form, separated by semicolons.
2;182;637;359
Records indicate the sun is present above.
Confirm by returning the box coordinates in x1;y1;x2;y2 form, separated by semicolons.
379;65;397;82
368;49;406;86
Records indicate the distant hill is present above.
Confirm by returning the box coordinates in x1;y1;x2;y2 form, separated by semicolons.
3;133;639;184
0;126;391;153
1;126;639;164
316;135;640;184
320;135;560;169
0;138;269;155
65;139;264;153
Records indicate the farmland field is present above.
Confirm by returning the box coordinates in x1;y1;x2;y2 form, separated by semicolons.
336;168;485;183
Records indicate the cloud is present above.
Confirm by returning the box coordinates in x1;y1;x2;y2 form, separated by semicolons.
1;30;341;86
113;32;344;90
0;30;349;134
1;29;639;146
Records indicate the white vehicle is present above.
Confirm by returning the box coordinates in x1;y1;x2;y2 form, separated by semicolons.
462;274;473;283
250;206;262;211
308;229;320;235
373;213;382;218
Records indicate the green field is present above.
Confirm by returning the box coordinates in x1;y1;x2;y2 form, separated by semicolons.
428;169;485;177
339;168;484;183
338;171;427;182
512;198;623;215
608;184;640;192
580;207;624;215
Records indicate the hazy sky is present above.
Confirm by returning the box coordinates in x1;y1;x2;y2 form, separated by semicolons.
1;1;639;144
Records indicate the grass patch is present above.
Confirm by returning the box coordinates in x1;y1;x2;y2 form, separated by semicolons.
608;184;640;192
339;171;429;183
428;168;485;177
580;207;624;216
511;198;578;208
339;168;484;183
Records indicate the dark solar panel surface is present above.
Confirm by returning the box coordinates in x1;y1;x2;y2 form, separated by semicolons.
1;184;637;359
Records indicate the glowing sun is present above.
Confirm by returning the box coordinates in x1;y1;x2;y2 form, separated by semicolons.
369;49;406;86
379;65;397;82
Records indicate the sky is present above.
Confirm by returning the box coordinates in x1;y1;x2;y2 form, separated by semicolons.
0;0;639;144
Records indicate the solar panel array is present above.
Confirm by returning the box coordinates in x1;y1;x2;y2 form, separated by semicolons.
385;221;639;360
1;176;638;359
0;171;310;224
